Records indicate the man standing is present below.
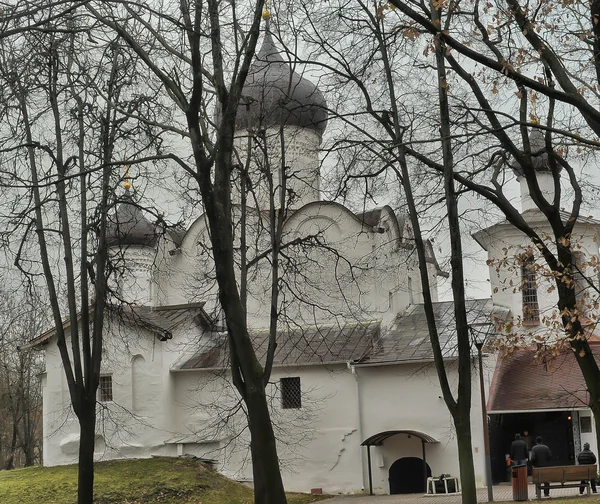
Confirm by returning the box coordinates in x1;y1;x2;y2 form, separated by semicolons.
510;433;528;466
530;436;552;497
578;442;598;494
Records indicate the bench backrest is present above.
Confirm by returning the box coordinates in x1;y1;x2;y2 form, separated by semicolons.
532;465;597;484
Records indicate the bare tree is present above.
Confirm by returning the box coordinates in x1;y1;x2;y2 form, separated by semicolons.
0;287;44;469
278;1;483;500
375;0;600;456
0;18;165;503
79;3;295;503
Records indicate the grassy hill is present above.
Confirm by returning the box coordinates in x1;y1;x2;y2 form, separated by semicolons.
0;457;329;504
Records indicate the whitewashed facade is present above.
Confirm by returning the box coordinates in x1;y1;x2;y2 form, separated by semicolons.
32;25;600;496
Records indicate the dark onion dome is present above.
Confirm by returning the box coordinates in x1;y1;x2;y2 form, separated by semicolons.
235;28;328;137
512;127;561;176
106;192;158;248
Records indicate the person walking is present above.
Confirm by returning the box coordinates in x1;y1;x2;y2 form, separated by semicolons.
578;442;598;494
530;436;552;497
510;433;528;466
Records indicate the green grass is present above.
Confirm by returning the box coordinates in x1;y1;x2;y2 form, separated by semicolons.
0;457;330;504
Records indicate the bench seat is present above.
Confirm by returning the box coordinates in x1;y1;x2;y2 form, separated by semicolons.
532;465;597;499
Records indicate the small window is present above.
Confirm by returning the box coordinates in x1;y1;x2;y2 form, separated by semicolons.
581;416;592;434
280;377;301;409
99;375;113;402
521;254;540;324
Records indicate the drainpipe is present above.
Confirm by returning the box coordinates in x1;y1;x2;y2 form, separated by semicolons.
348;361;365;491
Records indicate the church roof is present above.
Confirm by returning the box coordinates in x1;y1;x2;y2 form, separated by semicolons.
487;344;600;412
106;193;158;248
106;192;185;249
172;299;510;371
176;320;380;369
23;302;210;349
512;128;557;176
235;27;328;136
359;298;511;365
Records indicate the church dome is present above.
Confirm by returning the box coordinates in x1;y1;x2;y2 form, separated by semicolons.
235;29;328;137
512;128;561;176
106;193;158;248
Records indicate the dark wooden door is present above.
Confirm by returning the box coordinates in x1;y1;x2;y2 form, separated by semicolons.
388;457;431;494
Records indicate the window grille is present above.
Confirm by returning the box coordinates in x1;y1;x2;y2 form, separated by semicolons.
280;377;301;409
521;255;540;324
99;375;113;402
581;416;592;434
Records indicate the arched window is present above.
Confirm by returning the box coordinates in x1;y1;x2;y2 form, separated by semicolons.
131;355;146;413
521;254;539;324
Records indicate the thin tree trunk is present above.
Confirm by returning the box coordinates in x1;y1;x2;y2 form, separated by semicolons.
77;404;96;504
5;422;17;470
454;416;477;503
246;381;287;504
432;3;477;501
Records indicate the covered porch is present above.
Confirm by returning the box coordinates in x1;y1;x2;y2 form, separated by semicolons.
487;346;598;483
361;430;439;495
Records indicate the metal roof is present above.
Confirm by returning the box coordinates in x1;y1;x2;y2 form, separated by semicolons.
24;302;209;349
176;320;381;370
106;192;158;248
235;27;328;136
488;343;600;412
361;430;439;446
174;299;510;371
359;299;511;365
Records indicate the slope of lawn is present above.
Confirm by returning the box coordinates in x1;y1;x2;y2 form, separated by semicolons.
0;457;329;504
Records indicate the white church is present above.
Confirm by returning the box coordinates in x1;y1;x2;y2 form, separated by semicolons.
28;22;600;495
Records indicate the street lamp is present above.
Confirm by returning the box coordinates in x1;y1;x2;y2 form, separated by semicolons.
469;322;494;503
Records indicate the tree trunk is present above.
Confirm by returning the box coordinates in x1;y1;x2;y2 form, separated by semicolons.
77;404;96;504
4;432;17;471
246;380;287;504
4;422;17;470
24;444;34;467
454;414;477;504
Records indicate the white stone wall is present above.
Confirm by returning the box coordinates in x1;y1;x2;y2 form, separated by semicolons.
42;314;493;495
479;218;600;336
108;245;158;307
166;359;491;494
233;126;321;211
41;316;205;466
161;202;424;329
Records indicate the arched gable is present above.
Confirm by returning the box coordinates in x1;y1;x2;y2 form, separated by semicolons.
179;213;210;254
284;200;372;240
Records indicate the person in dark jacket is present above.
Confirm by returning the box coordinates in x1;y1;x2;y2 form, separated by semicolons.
530;436;552;497
578;442;598;494
510;433;528;466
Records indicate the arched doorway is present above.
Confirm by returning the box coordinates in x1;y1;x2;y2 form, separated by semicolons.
389;457;432;494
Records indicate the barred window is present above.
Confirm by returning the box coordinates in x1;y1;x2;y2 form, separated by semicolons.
99;375;113;402
280;377;301;409
521;255;540;324
581;416;592;434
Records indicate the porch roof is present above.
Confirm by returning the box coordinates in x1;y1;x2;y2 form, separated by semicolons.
361;430;439;446
487;343;600;413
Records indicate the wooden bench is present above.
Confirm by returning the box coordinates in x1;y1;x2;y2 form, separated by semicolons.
532;465;597;499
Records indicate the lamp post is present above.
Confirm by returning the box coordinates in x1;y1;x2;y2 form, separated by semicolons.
470;323;494;503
